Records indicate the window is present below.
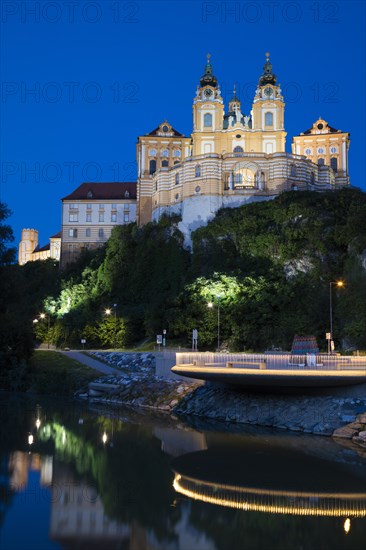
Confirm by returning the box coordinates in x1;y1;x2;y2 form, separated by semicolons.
162;160;169;167
98;228;104;238
310;172;315;184
99;212;104;222
233;146;243;154
68;228;77;238
290;164;297;177
161;149;169;157
330;157;338;172
317;148;324;154
204;113;212;127
99;204;104;210
124;203;129;210
330;146;338;154
69;214;78;222
124;213;129;223
149;148;157;156
265;112;273;126
86;213;92;222
234;173;242;184
149;160;156;174
124;190;130;198
174;150;181;157
305;148;312;155
69;204;77;210
86;203;92;210
111;213;117;222
87;191;94;199
318;158;325;166
175;173;180;185
195;186;201;193
111;203;117;210
86;228;91;237
195;165;201;177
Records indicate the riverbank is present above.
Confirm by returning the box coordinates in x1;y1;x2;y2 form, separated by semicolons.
76;351;366;449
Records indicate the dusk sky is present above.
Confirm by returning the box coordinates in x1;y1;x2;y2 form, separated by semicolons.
1;0;365;248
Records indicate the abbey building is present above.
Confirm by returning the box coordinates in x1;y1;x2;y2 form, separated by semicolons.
19;54;351;265
137;54;350;244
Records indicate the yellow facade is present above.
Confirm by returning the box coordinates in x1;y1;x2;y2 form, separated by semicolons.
136;54;349;238
292;118;350;185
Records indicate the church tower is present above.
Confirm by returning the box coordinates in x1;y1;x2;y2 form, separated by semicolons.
192;55;224;156
251;53;286;154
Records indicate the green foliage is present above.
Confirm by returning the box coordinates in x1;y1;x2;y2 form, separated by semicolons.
6;189;365;357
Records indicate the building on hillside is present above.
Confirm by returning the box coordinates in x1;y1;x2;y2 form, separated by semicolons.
60;182;137;268
18;229;61;265
136;53;350;245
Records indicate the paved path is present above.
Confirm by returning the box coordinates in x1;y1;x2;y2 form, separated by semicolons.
60;351;120;375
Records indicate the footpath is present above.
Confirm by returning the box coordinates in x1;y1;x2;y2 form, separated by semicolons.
60;350;121;375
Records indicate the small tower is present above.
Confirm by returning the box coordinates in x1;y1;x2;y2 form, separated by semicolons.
18;229;38;265
251;52;286;153
192;54;224;156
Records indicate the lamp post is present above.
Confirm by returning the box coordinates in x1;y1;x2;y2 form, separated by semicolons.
208;294;221;351
105;304;117;350
40;313;51;349
329;280;344;354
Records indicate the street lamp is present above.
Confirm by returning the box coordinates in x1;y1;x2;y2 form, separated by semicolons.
329;280;344;354
105;304;117;350
208;294;221;351
40;313;51;349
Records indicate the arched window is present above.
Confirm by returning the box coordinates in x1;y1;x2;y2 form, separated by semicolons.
234;173;242;184
233;146;243;154
204;113;212;127
330;157;338;172
265;112;273;126
195;165;201;177
318;158;325;166
149;160;156;175
175;172;180;185
290;164;297;177
162;160;168;167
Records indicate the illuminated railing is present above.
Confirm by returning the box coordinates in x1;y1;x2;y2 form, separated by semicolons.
173;474;366;517
175;352;366;371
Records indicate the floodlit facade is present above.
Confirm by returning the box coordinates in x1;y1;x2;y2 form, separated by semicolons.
18;228;61;265
136;54;351;244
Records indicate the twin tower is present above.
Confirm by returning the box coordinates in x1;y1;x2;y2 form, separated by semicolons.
136;54;350;244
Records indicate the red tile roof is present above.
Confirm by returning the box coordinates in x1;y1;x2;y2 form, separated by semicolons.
50;231;61;239
62;182;137;201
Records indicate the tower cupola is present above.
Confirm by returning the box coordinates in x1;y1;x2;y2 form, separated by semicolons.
228;85;241;112
258;52;277;87
200;54;218;88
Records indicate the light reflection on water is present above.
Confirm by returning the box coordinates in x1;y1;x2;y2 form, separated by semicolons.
0;393;365;550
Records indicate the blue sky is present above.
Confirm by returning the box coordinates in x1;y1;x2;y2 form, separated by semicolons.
1;0;365;247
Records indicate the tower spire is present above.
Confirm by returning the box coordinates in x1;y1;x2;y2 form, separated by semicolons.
259;51;277;86
200;53;218;88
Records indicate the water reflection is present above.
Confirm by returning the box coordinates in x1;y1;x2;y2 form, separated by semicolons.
0;394;365;549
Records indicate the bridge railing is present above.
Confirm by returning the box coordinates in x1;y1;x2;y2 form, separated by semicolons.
175;352;366;371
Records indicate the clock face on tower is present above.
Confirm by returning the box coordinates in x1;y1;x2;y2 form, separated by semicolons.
204;88;213;98
264;87;273;97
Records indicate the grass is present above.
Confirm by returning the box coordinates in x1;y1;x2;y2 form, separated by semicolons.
28;351;100;396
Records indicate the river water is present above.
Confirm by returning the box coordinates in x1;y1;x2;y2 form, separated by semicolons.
0;393;365;550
